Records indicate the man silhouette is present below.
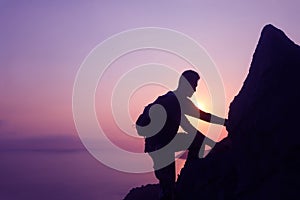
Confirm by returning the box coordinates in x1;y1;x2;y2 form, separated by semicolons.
137;70;226;200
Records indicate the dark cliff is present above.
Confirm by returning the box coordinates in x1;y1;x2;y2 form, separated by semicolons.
124;24;300;200
225;24;300;199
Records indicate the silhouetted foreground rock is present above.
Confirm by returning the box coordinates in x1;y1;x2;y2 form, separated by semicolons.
123;184;160;200
226;24;300;199
124;24;300;200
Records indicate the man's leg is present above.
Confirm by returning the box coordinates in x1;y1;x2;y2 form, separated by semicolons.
149;152;175;200
155;162;175;200
187;131;205;162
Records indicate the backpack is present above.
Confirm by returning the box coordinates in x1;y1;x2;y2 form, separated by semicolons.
135;103;155;137
135;96;168;138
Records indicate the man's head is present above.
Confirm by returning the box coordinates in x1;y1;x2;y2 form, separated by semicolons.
177;70;200;97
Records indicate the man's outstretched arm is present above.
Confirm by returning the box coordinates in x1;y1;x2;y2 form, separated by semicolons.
197;109;226;125
182;98;227;125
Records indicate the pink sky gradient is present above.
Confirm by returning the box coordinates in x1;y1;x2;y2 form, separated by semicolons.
1;1;300;138
1;1;300;199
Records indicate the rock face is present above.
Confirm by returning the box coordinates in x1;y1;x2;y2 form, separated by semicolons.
227;24;300;199
124;25;300;200
124;184;160;200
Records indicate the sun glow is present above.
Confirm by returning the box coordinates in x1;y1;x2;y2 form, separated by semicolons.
195;101;206;111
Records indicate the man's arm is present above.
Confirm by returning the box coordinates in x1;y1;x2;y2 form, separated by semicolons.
197;109;226;125
182;98;226;125
210;114;227;125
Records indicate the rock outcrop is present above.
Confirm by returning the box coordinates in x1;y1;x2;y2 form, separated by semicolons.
225;24;300;199
124;184;160;200
124;24;300;200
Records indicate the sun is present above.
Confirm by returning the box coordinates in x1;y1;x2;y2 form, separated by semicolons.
195;101;206;111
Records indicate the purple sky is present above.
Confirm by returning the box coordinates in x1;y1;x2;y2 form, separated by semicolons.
1;1;300;199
